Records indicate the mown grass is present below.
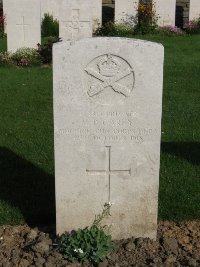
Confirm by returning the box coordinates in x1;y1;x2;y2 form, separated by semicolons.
0;35;199;226
0;64;54;225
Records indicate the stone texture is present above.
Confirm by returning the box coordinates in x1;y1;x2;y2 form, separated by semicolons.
59;0;92;40
41;0;101;31
115;0;139;23
41;0;61;20
53;37;164;240
4;0;41;52
189;0;200;20
91;0;102;31
155;0;176;26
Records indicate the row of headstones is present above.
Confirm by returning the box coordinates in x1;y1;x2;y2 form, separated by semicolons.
4;0;100;52
0;1;192;240
4;0;200;52
40;0;200;26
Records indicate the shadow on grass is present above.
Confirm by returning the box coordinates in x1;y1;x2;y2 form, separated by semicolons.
0;143;199;226
161;142;200;165
0;147;55;227
159;142;200;221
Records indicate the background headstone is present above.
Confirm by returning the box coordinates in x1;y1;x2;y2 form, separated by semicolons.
59;0;92;40
115;0;139;24
41;0;101;32
41;0;61;20
5;0;41;52
91;0;102;31
155;0;176;26
53;38;164;240
189;0;200;20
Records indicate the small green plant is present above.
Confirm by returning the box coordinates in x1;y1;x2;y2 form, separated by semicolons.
59;203;115;264
158;25;185;36
96;1;159;37
11;47;42;67
41;13;59;37
134;0;159;35
37;36;61;64
93;202;112;228
185;17;200;34
95;21;134;37
0;52;12;66
59;225;114;264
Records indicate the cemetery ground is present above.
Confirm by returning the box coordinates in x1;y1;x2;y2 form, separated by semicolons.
0;34;200;266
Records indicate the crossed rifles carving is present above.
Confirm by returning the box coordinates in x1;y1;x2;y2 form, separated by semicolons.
85;61;134;97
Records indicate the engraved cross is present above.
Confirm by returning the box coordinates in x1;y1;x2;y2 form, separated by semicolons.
62;9;90;39
16;16;31;41
86;146;131;202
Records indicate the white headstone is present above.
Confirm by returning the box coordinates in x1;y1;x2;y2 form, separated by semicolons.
189;0;200;20
53;37;164;240
59;0;93;40
41;0;61;20
5;0;41;52
155;0;176;26
115;0;139;24
41;0;102;31
92;0;102;31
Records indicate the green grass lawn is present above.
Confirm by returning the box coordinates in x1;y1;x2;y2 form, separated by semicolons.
0;35;199;226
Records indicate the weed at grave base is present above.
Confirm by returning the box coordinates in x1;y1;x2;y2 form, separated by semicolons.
58;203;115;265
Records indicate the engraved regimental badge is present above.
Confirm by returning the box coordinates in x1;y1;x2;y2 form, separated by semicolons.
85;54;135;105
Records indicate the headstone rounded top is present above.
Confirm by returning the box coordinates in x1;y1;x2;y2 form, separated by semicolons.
54;37;164;50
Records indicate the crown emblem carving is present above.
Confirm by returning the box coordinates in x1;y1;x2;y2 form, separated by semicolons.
85;54;135;103
98;54;121;77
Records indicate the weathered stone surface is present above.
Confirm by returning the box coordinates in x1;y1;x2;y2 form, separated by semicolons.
41;0;62;20
155;0;176;26
4;0;41;52
115;0;139;23
53;37;164;240
59;0;93;40
41;0;101;31
91;0;102;31
189;0;200;20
